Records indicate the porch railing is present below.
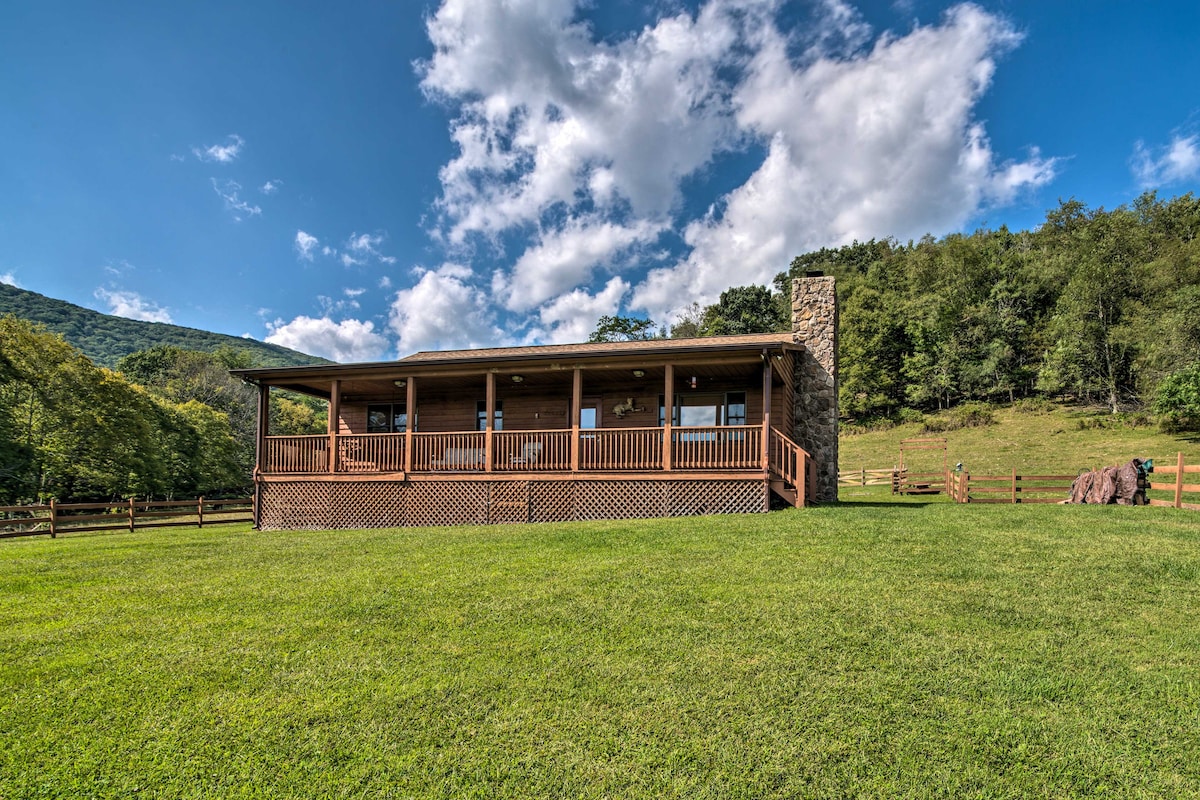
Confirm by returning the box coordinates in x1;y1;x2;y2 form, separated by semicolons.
264;435;328;473
338;433;406;473
261;426;783;475
493;430;572;471
672;426;761;470
579;427;663;471
411;432;486;471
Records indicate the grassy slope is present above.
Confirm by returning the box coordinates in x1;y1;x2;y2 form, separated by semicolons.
2;507;1199;798
839;404;1200;477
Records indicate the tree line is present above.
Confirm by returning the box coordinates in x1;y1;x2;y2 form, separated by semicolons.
594;192;1200;428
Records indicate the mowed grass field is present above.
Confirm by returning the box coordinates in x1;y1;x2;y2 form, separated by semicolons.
3;504;1199;798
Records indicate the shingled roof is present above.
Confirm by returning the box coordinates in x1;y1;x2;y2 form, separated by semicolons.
400;332;799;364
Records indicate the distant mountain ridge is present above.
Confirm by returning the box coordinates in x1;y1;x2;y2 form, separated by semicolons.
0;282;331;368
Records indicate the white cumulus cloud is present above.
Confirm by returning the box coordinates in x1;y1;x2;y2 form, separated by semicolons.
94;288;173;323
533;276;631;344
387;263;506;354
498;217;665;312
264;316;390;362
633;3;1057;319
1133;133;1200;187
421;0;745;240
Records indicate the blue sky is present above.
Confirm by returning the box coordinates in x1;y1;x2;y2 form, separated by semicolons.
2;0;1198;362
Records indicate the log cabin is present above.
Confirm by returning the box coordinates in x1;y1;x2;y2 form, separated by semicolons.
232;276;838;529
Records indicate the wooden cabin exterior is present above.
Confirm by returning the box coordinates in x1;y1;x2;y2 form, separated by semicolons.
232;333;821;530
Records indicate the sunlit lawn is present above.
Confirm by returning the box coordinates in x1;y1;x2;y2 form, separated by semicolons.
2;504;1198;798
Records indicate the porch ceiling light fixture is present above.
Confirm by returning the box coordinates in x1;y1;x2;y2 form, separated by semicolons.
393;379;406;388
632;369;645;378
690;376;698;389
511;374;525;383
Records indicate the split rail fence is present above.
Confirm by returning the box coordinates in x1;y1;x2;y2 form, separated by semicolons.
0;497;253;540
945;452;1198;508
945;469;1074;504
838;467;897;487
1146;452;1200;511
839;452;1198;509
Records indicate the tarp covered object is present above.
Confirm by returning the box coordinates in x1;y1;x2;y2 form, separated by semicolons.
1068;458;1148;505
1069;471;1094;504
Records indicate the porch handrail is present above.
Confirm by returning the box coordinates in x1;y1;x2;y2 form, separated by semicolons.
768;427;811;506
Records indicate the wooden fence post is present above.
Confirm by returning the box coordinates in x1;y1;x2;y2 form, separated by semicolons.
49;498;56;539
198;496;204;528
128;497;136;533
1011;467;1017;505
1175;451;1186;509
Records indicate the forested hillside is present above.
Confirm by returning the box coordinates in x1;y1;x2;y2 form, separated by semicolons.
0;283;330;368
782;192;1199;418
590;192;1200;427
0;320;327;504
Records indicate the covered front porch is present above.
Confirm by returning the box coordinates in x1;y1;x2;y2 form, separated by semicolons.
234;334;815;528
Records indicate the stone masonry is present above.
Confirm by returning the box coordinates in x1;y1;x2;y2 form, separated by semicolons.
792;276;838;502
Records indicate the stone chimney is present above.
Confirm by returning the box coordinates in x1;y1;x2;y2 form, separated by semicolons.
792;276;838;502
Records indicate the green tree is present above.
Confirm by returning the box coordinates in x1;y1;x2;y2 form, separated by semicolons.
699;285;787;336
588;315;659;342
1153;362;1200;431
668;303;704;338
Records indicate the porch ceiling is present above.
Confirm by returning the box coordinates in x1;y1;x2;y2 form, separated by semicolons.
271;359;774;402
237;335;800;400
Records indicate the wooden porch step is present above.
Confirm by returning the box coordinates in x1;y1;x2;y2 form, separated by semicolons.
770;479;799;508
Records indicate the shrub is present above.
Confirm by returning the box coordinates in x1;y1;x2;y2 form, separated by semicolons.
1154;362;1200;432
922;402;996;433
1012;397;1055;415
841;415;898;436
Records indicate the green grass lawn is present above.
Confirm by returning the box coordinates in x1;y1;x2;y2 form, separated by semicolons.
3;506;1199;798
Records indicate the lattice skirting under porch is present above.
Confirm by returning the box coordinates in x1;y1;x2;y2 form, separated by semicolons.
257;478;768;530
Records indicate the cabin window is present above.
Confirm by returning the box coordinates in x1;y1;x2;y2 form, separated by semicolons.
658;393;747;426
725;392;747;425
367;403;407;433
476;400;503;431
580;405;598;429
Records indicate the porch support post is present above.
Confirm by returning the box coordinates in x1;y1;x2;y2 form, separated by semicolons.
404;378;415;472
570;367;582;472
329;379;341;473
485;371;496;472
255;383;269;475
761;353;772;471
663;364;674;471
